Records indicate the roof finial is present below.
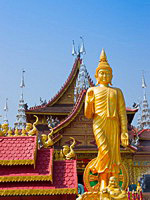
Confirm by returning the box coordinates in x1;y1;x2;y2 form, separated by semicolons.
20;69;25;88
15;69;26;129
100;48;107;62
140;71;150;129
3;98;9;124
72;40;77;56
79;36;86;55
4;98;8;112
142;71;147;89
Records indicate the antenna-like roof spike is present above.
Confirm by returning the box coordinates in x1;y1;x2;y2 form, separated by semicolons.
4;98;8;112
3;98;9;124
80;36;86;55
72;40;77;56
20;69;25;88
15;69;26;129
142;72;147;88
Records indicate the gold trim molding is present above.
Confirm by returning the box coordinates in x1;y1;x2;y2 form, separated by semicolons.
0;188;77;196
0;159;34;166
0;174;52;183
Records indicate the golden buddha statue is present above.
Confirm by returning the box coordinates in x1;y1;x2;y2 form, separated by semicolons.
84;49;129;192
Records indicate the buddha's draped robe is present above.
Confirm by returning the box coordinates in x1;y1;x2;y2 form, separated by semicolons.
85;86;127;174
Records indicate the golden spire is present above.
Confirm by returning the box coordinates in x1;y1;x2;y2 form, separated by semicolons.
100;48;107;62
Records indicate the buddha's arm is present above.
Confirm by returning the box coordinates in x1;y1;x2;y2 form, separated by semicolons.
117;89;128;133
84;88;95;119
117;89;129;147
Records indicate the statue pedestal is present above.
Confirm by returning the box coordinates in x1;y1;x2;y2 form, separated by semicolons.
77;191;128;200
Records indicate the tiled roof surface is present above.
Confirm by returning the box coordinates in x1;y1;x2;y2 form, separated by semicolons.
0;148;53;182
53;160;77;188
0;136;37;166
0;160;77;196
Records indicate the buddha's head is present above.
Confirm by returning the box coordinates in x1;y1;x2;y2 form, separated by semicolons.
95;49;113;85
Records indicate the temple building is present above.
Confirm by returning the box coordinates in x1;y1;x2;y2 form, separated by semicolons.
25;51;150;188
1;45;150;199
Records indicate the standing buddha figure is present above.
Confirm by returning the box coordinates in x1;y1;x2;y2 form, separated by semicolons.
84;49;129;191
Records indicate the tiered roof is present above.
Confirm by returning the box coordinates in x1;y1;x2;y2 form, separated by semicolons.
26;55;137;129
0;134;77;198
25;53;139;156
26;56;94;115
0;148;53;182
0;160;77;196
0;136;37;166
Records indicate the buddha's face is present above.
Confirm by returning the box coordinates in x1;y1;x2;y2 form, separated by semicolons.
97;69;112;85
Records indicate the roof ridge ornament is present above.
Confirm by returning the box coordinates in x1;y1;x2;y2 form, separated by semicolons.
15;69;26;129
137;71;150;129
142;71;147;89
79;36;86;55
72;40;77;56
3;98;9;124
20;69;25;88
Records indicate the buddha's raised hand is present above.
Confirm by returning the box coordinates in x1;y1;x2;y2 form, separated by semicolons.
87;89;94;103
121;132;129;147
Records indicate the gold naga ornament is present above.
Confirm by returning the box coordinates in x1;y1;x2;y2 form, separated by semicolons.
27;115;38;136
0;115;39;137
41;125;54;148
60;137;76;160
0;123;9;136
82;49;129;200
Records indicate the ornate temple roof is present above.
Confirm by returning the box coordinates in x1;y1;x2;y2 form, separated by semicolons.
0;119;77;197
0;136;37;166
0;148;53;182
0;160;77;196
26;56;94;114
